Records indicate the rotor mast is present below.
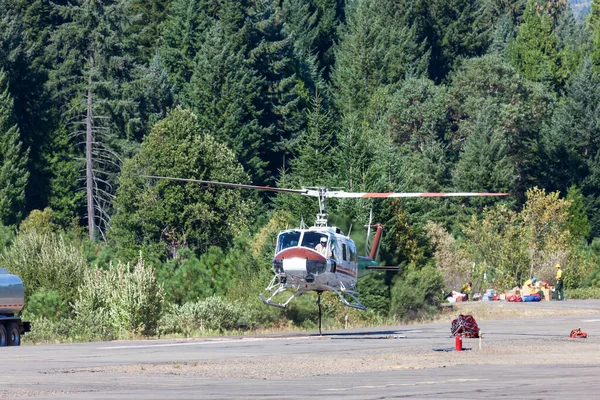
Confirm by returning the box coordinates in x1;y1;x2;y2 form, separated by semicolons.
315;187;328;227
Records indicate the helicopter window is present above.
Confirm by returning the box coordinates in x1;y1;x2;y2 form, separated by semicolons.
301;232;327;251
277;231;301;252
330;239;340;260
349;243;356;263
341;243;347;261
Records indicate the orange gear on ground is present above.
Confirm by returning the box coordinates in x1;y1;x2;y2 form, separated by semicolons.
570;328;588;338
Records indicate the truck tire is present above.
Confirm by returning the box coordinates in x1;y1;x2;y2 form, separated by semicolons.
7;322;20;346
0;324;6;347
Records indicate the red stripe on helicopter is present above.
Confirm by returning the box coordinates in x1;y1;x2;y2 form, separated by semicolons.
336;265;357;277
273;247;327;262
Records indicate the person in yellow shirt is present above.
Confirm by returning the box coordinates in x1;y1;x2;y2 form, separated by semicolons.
555;264;564;301
461;280;472;301
524;277;537;295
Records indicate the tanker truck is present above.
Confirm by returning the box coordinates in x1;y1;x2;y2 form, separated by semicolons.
0;268;30;346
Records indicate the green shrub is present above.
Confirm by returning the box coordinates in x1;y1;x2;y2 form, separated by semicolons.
389;264;445;321
196;296;243;331
24;314;117;344
565;287;600;299
73;256;165;338
24;288;69;320
0;223;15;252
158;302;202;337
159;296;248;336
23;316;72;344
0;231;87;308
357;273;392;315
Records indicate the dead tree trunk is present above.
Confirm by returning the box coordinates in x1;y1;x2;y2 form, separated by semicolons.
86;53;95;241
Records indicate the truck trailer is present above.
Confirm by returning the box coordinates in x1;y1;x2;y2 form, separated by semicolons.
0;268;30;346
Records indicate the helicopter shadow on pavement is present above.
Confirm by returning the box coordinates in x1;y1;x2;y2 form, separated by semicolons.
309;329;424;339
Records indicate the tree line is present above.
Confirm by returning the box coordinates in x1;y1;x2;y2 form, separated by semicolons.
2;0;600;338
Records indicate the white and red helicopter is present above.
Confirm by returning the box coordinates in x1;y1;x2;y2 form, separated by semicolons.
143;175;506;331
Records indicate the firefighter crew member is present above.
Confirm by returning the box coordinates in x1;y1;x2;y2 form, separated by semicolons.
555;264;564;301
524;277;537;295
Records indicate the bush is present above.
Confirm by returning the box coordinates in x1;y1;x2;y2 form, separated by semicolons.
24;288;69;320
357;273;392;315
389;264;445;321
0;231;87;309
23;316;72;344
73;256;165;338
0;223;15;252
24;314;116;344
565;287;600;299
159;296;248;336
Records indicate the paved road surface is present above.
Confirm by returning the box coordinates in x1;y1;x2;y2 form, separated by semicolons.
2;300;600;399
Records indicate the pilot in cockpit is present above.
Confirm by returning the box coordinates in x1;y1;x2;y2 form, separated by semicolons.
315;236;328;257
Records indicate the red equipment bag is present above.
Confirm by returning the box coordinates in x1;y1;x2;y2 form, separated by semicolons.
451;314;480;338
570;328;588;338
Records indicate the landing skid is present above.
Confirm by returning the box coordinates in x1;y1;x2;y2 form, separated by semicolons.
259;275;307;309
259;290;307;309
259;275;366;311
332;288;367;310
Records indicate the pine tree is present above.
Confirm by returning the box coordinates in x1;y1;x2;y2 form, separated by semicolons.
449;54;554;200
582;152;600;238
331;0;429;117
46;0;138;240
508;0;564;88
589;0;600;69
0;69;29;226
280;0;345;80
427;0;489;80
247;1;305;179
566;185;591;241
185;21;269;179
556;5;589;85
547;59;600;161
488;13;516;55
160;0;212;94
478;0;527;26
538;58;600;201
122;54;174;141
274;92;338;221
453;108;513;198
0;0;54;213
128;0;173;63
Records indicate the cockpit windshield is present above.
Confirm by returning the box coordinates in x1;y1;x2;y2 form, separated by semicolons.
276;231;301;253
301;232;327;251
276;230;334;255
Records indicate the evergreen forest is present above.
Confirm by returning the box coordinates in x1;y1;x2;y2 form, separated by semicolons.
2;0;600;341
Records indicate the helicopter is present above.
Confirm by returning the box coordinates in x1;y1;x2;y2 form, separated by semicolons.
142;175;507;333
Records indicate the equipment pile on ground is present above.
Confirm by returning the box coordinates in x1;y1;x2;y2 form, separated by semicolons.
570;328;588;338
451;314;480;338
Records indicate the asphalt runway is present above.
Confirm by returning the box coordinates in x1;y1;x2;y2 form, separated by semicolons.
2;300;600;399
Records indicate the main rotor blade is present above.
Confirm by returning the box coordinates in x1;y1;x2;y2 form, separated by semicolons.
325;192;509;198
141;175;308;195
